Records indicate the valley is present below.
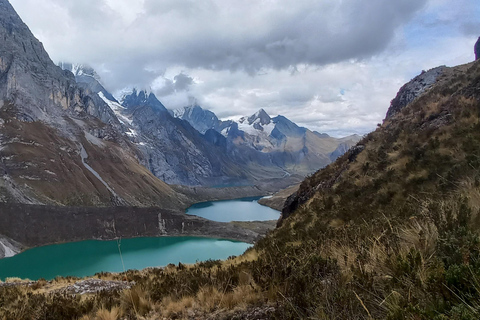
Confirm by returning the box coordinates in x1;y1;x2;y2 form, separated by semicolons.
1;0;477;319
0;0;355;262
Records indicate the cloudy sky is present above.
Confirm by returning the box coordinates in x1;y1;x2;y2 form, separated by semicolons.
10;0;480;136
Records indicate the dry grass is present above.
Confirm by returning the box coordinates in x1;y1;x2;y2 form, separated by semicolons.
160;296;195;318
460;178;480;212
327;242;358;277
4;277;25;283
95;306;122;320
120;287;151;317
196;286;222;312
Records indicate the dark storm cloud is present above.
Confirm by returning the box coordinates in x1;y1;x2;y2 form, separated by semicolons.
10;0;428;86
136;0;429;73
153;73;195;97
174;73;194;91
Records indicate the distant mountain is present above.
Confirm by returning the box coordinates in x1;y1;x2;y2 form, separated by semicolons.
60;67;358;186
175;105;361;176
172;105;233;134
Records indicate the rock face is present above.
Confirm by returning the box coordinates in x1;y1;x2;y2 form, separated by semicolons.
386;66;445;120
0;203;262;253
475;37;480;61
172;105;233;134
0;0;186;208
0;235;22;258
69;78;299;187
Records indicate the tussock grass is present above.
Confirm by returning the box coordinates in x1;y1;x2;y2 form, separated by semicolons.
94;306;122;320
120;287;151;317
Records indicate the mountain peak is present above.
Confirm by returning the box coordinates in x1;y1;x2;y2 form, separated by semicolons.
243;108;271;126
59;62;100;80
121;88;167;113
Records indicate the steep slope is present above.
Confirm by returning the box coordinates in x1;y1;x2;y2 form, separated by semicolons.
0;0;184;208
269;61;480;318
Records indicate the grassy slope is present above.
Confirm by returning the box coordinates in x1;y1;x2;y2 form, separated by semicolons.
2;60;480;319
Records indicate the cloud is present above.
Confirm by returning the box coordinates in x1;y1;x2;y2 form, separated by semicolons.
173;73;194;91
8;0;479;136
11;0;428;73
151;73;195;97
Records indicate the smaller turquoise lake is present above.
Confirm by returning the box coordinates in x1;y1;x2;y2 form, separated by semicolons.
186;196;280;222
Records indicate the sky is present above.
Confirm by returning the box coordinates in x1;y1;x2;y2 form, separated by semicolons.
9;0;480;137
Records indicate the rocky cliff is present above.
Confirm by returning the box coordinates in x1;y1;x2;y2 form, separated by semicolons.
0;0;187;208
386;66;446;119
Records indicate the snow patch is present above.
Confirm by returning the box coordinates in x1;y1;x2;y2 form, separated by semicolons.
98;92;133;125
80;144;119;200
173;107;186;118
263;122;275;136
237;121;259;135
0;239;18;258
126;129;138;137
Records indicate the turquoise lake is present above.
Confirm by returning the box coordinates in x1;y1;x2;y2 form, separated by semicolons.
0;198;276;280
186;196;280;222
0;237;250;281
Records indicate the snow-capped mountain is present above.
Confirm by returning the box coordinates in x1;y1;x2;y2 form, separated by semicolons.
171;105;233;135
56;61;359;186
174;106;361;175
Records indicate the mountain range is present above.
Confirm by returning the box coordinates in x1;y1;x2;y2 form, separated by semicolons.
59;63;360;187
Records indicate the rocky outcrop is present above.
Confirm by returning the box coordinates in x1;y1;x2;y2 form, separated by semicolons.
58;279;134;295
386;66;446;120
0;235;22;258
173;105;233;134
476;37;480;61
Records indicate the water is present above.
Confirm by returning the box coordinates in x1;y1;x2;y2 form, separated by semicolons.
186;196;280;222
0;198;277;280
0;237;251;281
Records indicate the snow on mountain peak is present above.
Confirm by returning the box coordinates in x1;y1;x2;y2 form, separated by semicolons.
237;109;275;137
98;91;133;126
58;62;100;80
